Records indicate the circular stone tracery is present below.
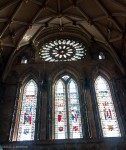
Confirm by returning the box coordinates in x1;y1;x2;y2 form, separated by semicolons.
39;39;87;62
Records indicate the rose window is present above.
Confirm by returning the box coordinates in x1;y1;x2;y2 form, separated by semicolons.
39;39;87;62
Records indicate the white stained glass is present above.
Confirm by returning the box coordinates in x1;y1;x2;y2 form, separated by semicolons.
17;80;37;141
99;52;105;60
39;39;87;62
55;80;67;139
21;57;27;64
68;80;83;139
62;75;70;81
95;76;121;137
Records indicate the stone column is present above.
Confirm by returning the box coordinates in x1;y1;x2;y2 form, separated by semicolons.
89;77;102;138
34;81;41;140
84;77;97;138
40;78;48;140
111;77;126;136
9;81;22;141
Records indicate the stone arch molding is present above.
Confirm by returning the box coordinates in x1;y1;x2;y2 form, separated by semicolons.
49;64;83;85
19;67;39;85
91;65;114;82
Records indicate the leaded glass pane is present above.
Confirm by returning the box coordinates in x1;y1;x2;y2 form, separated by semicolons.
55;80;67;139
21;56;27;64
38;39;87;62
99;52;105;60
54;76;83;139
62;75;70;81
17;80;37;141
95;76;121;137
68;79;83;139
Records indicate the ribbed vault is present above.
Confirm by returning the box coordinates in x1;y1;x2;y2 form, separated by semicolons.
0;0;126;78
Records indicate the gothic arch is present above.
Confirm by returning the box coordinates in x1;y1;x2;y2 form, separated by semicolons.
19;67;39;85
47;65;84;139
91;69;123;137
49;65;83;84
91;65;113;83
52;74;83;139
9;70;39;141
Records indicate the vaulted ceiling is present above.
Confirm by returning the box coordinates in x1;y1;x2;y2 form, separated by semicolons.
0;0;126;78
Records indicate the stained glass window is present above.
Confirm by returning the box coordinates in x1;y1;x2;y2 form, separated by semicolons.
99;52;105;60
21;56;28;64
94;76;121;137
38;39;87;62
17;79;38;141
55;80;67;139
54;75;83;139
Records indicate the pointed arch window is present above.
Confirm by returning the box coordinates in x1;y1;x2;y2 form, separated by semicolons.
54;75;83;139
94;76;121;137
12;79;38;141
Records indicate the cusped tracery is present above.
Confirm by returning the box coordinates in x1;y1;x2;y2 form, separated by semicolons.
39;39;87;62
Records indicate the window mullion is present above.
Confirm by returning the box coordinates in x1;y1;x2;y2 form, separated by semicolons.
65;83;70;139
